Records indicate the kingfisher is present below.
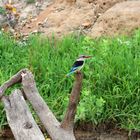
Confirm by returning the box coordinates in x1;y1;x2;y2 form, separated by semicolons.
66;55;92;77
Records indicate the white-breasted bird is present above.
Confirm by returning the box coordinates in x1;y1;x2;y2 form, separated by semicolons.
66;55;92;77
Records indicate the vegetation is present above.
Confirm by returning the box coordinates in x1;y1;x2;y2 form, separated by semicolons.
0;30;140;131
0;6;6;15
26;0;35;4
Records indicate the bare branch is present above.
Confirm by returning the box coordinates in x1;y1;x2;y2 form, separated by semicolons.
21;70;75;140
0;69;81;140
2;89;45;140
0;69;27;99
61;71;83;131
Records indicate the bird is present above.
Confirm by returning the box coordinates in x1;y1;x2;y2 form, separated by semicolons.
66;55;92;77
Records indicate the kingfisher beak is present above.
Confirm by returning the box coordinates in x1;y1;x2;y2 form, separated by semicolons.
84;56;92;58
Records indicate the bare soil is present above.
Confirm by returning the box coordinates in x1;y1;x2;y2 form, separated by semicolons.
1;0;140;38
18;0;126;37
89;1;140;38
1;123;140;140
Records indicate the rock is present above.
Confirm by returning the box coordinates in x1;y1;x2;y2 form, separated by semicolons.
19;5;36;21
90;1;140;38
0;15;7;28
82;21;92;29
0;2;4;7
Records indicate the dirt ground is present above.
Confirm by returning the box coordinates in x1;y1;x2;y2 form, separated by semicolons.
17;0;126;37
1;123;140;140
1;0;140;38
89;1;140;38
2;0;140;38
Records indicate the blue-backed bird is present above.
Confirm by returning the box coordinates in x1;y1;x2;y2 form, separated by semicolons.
66;55;92;77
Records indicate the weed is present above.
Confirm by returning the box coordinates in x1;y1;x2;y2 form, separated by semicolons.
0;6;6;15
26;0;35;4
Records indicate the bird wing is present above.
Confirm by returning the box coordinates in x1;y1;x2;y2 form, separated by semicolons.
70;60;84;72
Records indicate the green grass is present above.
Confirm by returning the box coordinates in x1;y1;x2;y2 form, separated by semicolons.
0;30;140;131
0;6;6;15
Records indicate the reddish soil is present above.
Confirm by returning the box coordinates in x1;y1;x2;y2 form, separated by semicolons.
19;0;126;37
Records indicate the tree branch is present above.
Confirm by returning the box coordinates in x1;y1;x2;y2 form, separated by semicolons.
0;69;83;140
0;69;27;99
61;71;83;131
21;70;76;140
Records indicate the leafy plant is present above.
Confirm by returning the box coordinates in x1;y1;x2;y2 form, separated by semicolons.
0;6;6;15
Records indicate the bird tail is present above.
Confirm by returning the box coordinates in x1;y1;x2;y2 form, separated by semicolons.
65;71;74;77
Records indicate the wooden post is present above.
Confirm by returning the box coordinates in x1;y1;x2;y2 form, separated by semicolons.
61;72;83;131
2;89;45;140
